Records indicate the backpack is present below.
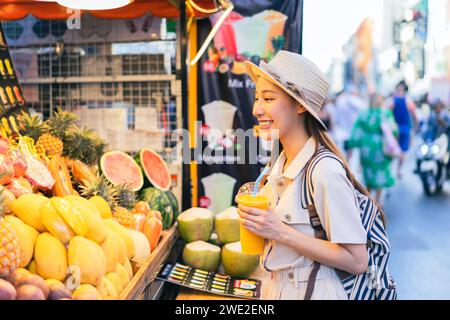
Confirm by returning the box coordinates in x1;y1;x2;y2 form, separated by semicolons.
301;148;397;300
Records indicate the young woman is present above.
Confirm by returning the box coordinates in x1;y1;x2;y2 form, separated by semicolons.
346;93;397;203
238;51;373;300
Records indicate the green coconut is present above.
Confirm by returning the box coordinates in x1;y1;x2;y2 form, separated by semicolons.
177;207;214;243
215;206;240;244
221;241;259;277
182;241;221;272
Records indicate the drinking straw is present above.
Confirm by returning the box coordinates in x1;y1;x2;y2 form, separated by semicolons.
252;165;270;197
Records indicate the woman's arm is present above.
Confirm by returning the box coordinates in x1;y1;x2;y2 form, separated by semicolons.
407;97;418;128
238;206;368;275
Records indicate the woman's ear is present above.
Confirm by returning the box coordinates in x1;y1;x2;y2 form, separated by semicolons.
297;104;307;114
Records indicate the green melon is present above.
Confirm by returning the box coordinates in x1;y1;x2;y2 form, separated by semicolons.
135;148;171;191
100;151;143;192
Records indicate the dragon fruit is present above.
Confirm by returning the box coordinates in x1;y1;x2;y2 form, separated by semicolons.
24;157;55;190
6;149;28;178
0;154;15;185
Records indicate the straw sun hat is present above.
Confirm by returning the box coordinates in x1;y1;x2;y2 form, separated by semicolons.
245;50;330;130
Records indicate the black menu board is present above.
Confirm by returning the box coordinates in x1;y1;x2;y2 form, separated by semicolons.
157;263;262;299
0;23;27;118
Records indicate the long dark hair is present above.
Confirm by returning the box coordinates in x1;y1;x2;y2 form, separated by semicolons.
303;113;387;225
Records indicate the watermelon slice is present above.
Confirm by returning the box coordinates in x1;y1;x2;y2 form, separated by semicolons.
100;151;144;192
135;148;171;191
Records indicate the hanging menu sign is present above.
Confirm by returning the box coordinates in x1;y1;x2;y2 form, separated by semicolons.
156;263;262;299
0;23;27;118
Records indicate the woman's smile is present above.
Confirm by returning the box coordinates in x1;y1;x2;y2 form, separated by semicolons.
258;119;274;129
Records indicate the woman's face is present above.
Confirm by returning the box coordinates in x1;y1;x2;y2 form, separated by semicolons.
253;77;305;140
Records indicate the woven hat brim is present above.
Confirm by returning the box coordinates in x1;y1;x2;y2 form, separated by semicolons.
245;60;327;131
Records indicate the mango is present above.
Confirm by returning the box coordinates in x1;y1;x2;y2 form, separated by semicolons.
100;230;121;273
65;195;102;219
115;264;130;289
96;276;118;300
103;219;135;259
72;284;102;300
106;272;123;295
89;196;112;219
34;232;68;281
123;259;133;280
65;195;107;243
11;194;48;232
68;236;107;286
52;197;87;236
40;199;74;244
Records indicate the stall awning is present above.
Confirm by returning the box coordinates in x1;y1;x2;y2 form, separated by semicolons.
0;0;216;20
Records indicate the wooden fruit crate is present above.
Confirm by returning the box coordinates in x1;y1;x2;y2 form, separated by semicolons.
119;224;178;300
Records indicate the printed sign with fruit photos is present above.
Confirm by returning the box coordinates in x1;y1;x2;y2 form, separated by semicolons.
156;263;262;299
0;24;27;118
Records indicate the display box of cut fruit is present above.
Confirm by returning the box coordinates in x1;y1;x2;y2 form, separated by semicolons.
0;109;180;300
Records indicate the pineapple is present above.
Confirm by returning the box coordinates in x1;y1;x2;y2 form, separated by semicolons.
64;127;107;166
0;212;20;277
45;107;77;142
36;133;64;157
116;184;137;210
112;206;133;228
16;111;44;142
80;174;117;209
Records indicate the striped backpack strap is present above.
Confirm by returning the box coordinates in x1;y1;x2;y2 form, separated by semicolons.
302;148;337;300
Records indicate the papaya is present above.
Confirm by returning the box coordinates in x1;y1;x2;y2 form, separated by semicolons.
48;155;74;197
143;216;163;252
72;160;97;187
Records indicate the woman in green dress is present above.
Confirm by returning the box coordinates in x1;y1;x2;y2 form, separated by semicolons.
346;93;398;203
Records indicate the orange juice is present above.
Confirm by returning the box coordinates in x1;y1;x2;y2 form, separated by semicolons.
236;193;269;255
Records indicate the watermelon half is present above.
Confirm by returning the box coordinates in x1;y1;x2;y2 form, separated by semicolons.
135;148;171;191
100;151;144;191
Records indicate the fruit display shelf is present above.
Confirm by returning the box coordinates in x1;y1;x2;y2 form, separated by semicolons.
120;223;178;300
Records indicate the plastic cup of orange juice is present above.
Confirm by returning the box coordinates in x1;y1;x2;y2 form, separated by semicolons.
235;182;269;255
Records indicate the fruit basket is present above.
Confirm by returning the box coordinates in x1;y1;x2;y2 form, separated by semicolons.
0;109;181;300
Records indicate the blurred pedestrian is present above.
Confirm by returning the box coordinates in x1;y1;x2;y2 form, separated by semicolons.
334;84;366;158
385;80;418;179
346;93;397;203
319;95;336;134
425;100;450;141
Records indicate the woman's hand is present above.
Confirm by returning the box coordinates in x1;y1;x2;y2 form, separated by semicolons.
237;205;288;242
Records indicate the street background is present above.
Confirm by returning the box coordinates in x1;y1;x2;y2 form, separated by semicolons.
304;0;450;299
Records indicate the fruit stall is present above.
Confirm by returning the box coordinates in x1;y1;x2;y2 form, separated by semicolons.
0;0;221;300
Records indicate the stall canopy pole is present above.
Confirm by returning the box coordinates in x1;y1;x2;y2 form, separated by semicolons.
188;20;199;207
180;0;191;211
